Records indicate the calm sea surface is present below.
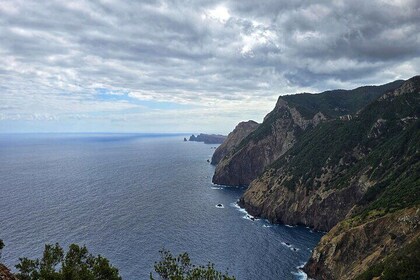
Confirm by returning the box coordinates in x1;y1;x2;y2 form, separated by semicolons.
0;134;322;279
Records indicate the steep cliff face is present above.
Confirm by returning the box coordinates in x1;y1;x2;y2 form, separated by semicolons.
304;208;420;280
212;80;404;187
211;120;259;165
212;98;326;186
238;76;420;279
239;168;369;231
240;77;419;231
0;264;18;280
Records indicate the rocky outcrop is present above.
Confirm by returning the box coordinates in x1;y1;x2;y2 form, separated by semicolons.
304;208;420;279
0;264;18;280
239;166;370;231
236;76;420;279
211;120;259;165
189;133;226;144
211;80;405;187
212;98;326;186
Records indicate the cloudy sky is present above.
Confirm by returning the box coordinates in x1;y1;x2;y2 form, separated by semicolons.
1;0;419;133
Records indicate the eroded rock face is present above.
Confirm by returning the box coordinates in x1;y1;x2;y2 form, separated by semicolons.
212;98;325;186
0;264;18;280
303;208;420;280
238;164;370;231
211;120;259;165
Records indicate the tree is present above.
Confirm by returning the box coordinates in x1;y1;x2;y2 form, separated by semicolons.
150;249;235;280
15;243;121;280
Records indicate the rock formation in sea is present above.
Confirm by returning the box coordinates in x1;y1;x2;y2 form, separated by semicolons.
189;133;227;144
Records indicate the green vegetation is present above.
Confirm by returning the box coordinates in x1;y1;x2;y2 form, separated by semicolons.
150;250;235;280
355;122;420;219
232;79;404;158
14;243;121;280
355;238;420;280
270;89;419;198
7;244;235;280
282;80;404;119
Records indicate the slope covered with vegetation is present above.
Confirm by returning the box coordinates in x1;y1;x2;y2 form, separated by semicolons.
237;76;419;279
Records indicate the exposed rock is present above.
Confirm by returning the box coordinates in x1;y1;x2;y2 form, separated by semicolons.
212;79;405;187
367;119;387;139
211;120;259;165
212;98;322;186
189;133;227;144
239;166;368;231
304;208;420;279
237;76;420;279
379;75;420;100
0;264;18;280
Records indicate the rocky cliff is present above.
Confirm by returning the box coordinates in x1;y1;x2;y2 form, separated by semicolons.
240;77;419;230
235;76;420;279
0;264;18;280
212;98;327;186
211;120;259;165
212;80;404;186
304;207;420;280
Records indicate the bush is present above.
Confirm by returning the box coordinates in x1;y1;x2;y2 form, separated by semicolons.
15;243;121;280
150;249;235;280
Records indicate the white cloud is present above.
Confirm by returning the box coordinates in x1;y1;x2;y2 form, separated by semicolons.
0;0;419;133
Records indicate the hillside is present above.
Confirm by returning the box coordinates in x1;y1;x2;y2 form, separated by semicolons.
212;80;405;186
214;76;419;279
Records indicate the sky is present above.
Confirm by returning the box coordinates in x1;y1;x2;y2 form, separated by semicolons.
1;0;419;134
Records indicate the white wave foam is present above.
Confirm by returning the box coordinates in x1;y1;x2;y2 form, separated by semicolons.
281;241;292;248
291;264;310;280
243;214;258;221
211;187;223;190
230;202;259;221
291;269;308;280
230;202;247;213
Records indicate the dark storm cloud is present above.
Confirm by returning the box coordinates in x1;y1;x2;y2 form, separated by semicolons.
0;0;419;128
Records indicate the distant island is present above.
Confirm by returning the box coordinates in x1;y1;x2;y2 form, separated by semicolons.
188;133;227;144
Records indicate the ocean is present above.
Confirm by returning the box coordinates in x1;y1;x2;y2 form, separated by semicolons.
0;133;322;279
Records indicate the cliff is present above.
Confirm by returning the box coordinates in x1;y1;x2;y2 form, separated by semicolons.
303;77;420;279
304;208;420;279
215;76;420;279
0;264;18;280
212;80;404;186
212;98;326;186
189;133;226;144
211;121;259;165
240;77;419;230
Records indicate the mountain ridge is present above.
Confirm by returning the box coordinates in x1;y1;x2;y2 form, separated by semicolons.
212;79;405;187
213;76;419;279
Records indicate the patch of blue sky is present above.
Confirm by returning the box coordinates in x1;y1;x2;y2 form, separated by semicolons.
94;88;191;110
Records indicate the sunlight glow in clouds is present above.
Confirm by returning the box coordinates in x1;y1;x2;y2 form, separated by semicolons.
204;5;231;23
